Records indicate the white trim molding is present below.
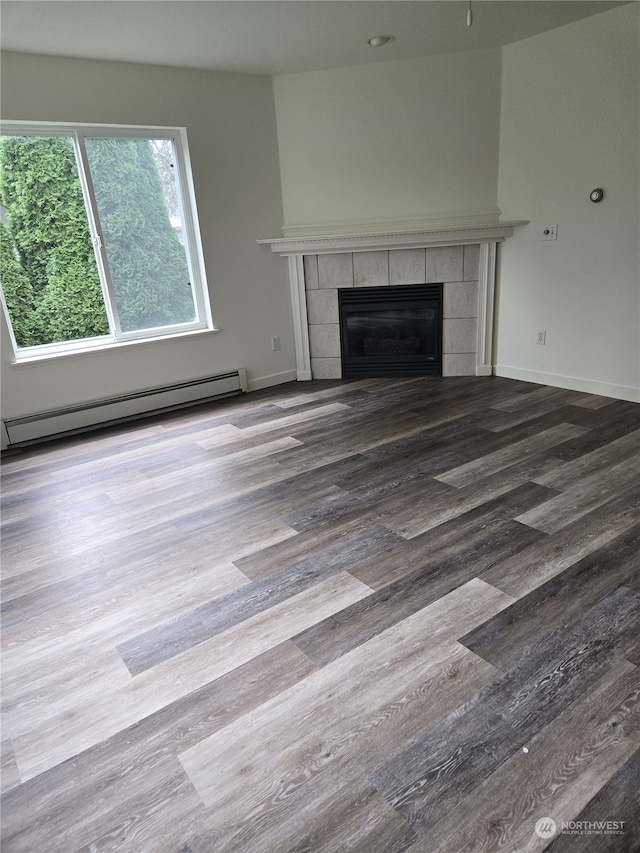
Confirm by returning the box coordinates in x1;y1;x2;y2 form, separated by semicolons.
476;242;497;376
279;208;504;239
495;365;640;404
288;255;312;381
258;221;527;257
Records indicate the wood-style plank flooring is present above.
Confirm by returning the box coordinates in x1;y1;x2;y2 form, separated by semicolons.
1;375;639;852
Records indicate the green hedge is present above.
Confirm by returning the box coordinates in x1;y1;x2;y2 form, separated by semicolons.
0;134;195;347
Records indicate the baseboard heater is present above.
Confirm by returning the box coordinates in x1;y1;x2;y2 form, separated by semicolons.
4;369;247;446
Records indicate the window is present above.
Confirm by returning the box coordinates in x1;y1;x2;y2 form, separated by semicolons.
0;122;212;360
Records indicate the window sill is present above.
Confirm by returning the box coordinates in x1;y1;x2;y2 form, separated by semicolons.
10;327;221;368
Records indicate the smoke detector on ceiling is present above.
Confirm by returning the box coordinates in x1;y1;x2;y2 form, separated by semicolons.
367;36;395;48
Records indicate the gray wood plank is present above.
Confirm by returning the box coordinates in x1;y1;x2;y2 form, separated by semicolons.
546;749;640;853
463;524;640;671
117;526;395;675
370;586;640;833
293;520;544;666
405;660;640;853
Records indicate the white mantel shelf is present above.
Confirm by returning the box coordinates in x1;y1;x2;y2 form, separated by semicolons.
257;221;528;256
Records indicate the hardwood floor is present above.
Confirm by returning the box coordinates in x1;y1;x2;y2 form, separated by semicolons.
1;375;639;852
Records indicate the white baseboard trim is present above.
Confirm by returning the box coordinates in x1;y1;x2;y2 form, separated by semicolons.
247;369;298;392
495;364;640;403
475;365;493;377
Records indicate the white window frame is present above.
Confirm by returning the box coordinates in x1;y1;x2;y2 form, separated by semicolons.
1;120;214;362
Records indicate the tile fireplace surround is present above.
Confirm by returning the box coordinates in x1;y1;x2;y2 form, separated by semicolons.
259;222;525;380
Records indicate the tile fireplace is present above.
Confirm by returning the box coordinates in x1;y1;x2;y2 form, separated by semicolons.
258;221;526;381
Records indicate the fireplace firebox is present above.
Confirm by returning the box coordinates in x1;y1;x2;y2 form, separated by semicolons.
338;283;443;378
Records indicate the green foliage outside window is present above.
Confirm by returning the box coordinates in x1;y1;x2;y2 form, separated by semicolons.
0;133;197;349
0;221;42;346
0;135;108;346
84;137;195;332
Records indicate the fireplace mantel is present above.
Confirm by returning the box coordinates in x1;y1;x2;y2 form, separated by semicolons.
258;220;528;381
257;221;527;256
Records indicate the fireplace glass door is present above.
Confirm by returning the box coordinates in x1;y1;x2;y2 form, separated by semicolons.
339;284;442;378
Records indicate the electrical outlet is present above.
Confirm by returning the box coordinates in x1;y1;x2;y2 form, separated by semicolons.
542;224;557;241
271;336;281;352
536;329;547;346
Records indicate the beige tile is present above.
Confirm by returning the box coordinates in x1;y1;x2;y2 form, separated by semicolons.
303;255;319;290
318;253;353;289
443;318;477;354
426;246;464;283
463;244;480;281
389;249;426;285
443;281;478;319
353;251;389;287
306;290;339;325
443;353;476;376
309;324;341;358
311;358;342;379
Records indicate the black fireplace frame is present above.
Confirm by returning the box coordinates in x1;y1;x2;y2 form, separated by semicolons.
338;283;443;378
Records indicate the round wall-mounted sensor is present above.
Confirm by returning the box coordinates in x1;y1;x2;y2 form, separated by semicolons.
590;188;604;203
367;35;395;47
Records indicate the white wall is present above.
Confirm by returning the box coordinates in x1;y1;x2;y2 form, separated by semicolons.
273;49;502;234
496;4;640;401
0;51;294;434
